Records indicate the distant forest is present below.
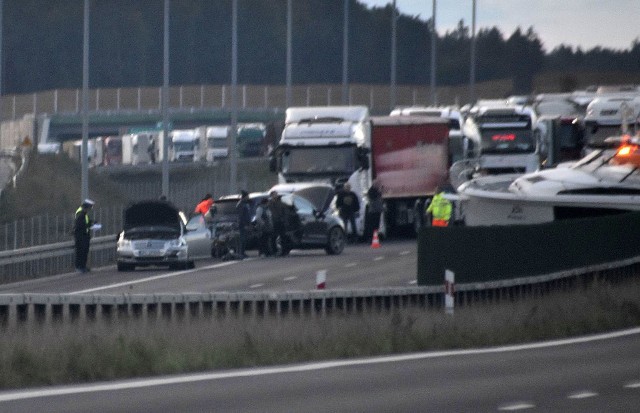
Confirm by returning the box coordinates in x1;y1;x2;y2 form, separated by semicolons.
3;0;640;95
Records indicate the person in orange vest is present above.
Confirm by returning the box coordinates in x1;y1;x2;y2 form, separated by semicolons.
426;187;452;227
194;193;214;216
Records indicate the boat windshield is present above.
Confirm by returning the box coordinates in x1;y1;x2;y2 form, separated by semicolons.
480;128;535;154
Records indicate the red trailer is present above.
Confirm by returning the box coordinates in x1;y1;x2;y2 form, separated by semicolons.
370;116;450;233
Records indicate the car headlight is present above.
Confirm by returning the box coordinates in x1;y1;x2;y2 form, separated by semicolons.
167;237;186;248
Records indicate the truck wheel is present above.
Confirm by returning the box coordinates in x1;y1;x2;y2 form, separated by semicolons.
325;226;345;255
413;200;425;234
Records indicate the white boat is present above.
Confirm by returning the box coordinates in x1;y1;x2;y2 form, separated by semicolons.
458;136;640;226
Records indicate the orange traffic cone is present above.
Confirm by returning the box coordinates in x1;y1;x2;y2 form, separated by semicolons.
371;230;381;249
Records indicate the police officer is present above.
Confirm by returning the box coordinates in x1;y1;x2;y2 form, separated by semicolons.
74;199;95;272
426;187;452;227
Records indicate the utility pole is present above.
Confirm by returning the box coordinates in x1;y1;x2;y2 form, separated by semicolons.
342;0;349;105
81;0;89;201
469;0;477;105
229;0;238;194
286;0;292;108
390;0;397;111
161;0;170;198
430;0;437;105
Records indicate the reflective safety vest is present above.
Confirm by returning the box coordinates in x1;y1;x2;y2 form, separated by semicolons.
426;192;452;226
75;206;90;234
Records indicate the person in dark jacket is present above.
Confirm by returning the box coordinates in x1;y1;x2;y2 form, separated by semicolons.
74;198;95;273
236;190;251;259
336;183;360;242
365;179;384;241
268;190;288;255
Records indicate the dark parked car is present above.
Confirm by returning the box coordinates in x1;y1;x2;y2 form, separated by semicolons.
272;183;346;255
209;184;345;257
116;200;212;271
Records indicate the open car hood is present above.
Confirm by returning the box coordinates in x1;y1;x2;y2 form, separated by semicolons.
123;200;182;232
292;185;335;213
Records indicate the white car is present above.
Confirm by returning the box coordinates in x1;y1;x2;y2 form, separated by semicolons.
116;200;212;271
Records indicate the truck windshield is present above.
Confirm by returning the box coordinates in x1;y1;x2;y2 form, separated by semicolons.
173;142;195;151
282;146;357;174
208;137;227;148
480;128;535;154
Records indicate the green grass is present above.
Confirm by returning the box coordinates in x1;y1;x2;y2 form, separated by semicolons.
1;279;639;390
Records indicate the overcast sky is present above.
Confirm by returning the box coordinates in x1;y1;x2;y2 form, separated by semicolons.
359;0;640;51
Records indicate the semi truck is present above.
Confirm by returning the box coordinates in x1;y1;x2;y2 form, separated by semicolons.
103;136;123;166
583;95;640;152
170;129;201;162
122;132;154;165
370;116;452;234
237;123;266;157
270;105;372;236
202;126;229;161
462;100;541;175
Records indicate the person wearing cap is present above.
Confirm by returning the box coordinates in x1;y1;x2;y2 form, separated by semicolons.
235;190;251;259
74;198;95;273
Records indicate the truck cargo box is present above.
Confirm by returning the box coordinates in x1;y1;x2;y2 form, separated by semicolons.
370;116;449;199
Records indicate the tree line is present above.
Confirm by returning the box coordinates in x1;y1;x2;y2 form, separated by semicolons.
3;0;640;95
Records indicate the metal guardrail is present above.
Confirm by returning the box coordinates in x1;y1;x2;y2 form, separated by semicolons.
0;253;639;326
0;235;115;266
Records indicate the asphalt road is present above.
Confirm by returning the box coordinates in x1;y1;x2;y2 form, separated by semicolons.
0;239;419;294
0;328;638;412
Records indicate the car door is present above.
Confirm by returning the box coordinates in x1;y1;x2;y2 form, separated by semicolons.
291;195;327;245
184;214;212;259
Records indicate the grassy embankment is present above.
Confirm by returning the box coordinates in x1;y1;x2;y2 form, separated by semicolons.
1;279;639;390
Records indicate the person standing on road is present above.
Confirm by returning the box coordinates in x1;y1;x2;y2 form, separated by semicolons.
74;198;95;273
336;183;360;242
268;190;287;255
255;197;274;257
365;179;384;241
426;187;452;227
236;190;251;259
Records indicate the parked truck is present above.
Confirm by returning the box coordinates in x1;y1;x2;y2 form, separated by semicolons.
237;123;266;157
462;100;541;174
370;116;451;234
270;106;372;236
170;129;202;162
202;125;229;161
122;132;154;165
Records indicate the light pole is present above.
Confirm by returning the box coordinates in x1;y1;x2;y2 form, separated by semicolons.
286;0;292;108
390;0;397;111
81;0;89;201
161;0;170;198
430;0;437;105
469;0;477;104
229;0;238;194
342;0;349;105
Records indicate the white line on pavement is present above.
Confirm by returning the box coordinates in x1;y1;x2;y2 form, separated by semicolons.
373;256;384;261
399;250;411;255
70;261;239;294
624;381;640;389
283;276;297;281
498;402;536;411
249;284;264;289
567;391;598;399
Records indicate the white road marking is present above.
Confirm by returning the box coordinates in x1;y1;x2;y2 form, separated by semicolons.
1;328;639;403
624;381;640;389
283;276;297;281
568;391;598;399
249;284;264;289
345;262;357;268
373;256;384;261
399;250;411;256
498;403;535;411
69;261;239;294
408;280;417;285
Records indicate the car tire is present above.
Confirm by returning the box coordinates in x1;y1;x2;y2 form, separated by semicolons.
117;262;133;272
325;226;345;255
